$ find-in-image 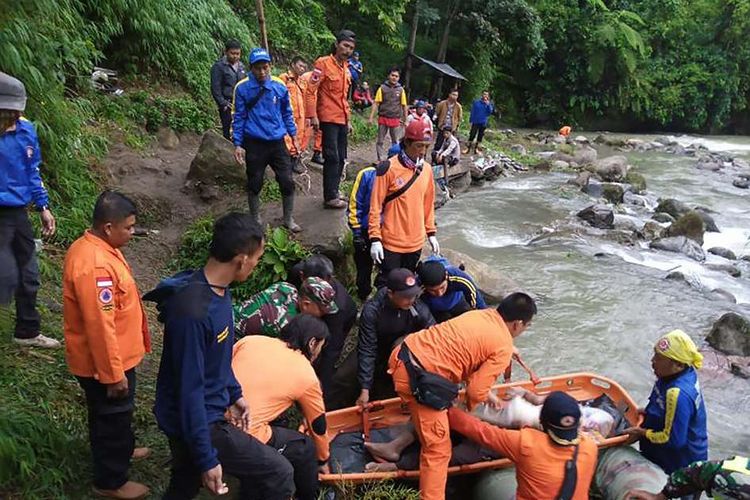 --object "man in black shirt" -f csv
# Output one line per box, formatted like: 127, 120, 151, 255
210, 40, 246, 140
